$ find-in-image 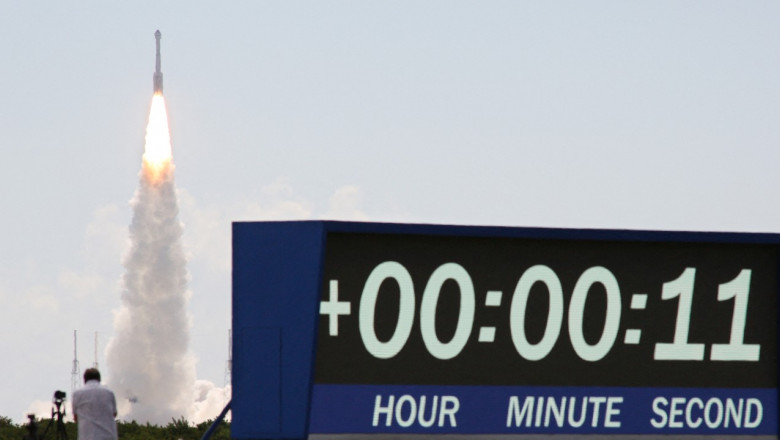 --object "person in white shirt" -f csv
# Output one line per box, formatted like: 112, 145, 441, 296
71, 368, 118, 440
